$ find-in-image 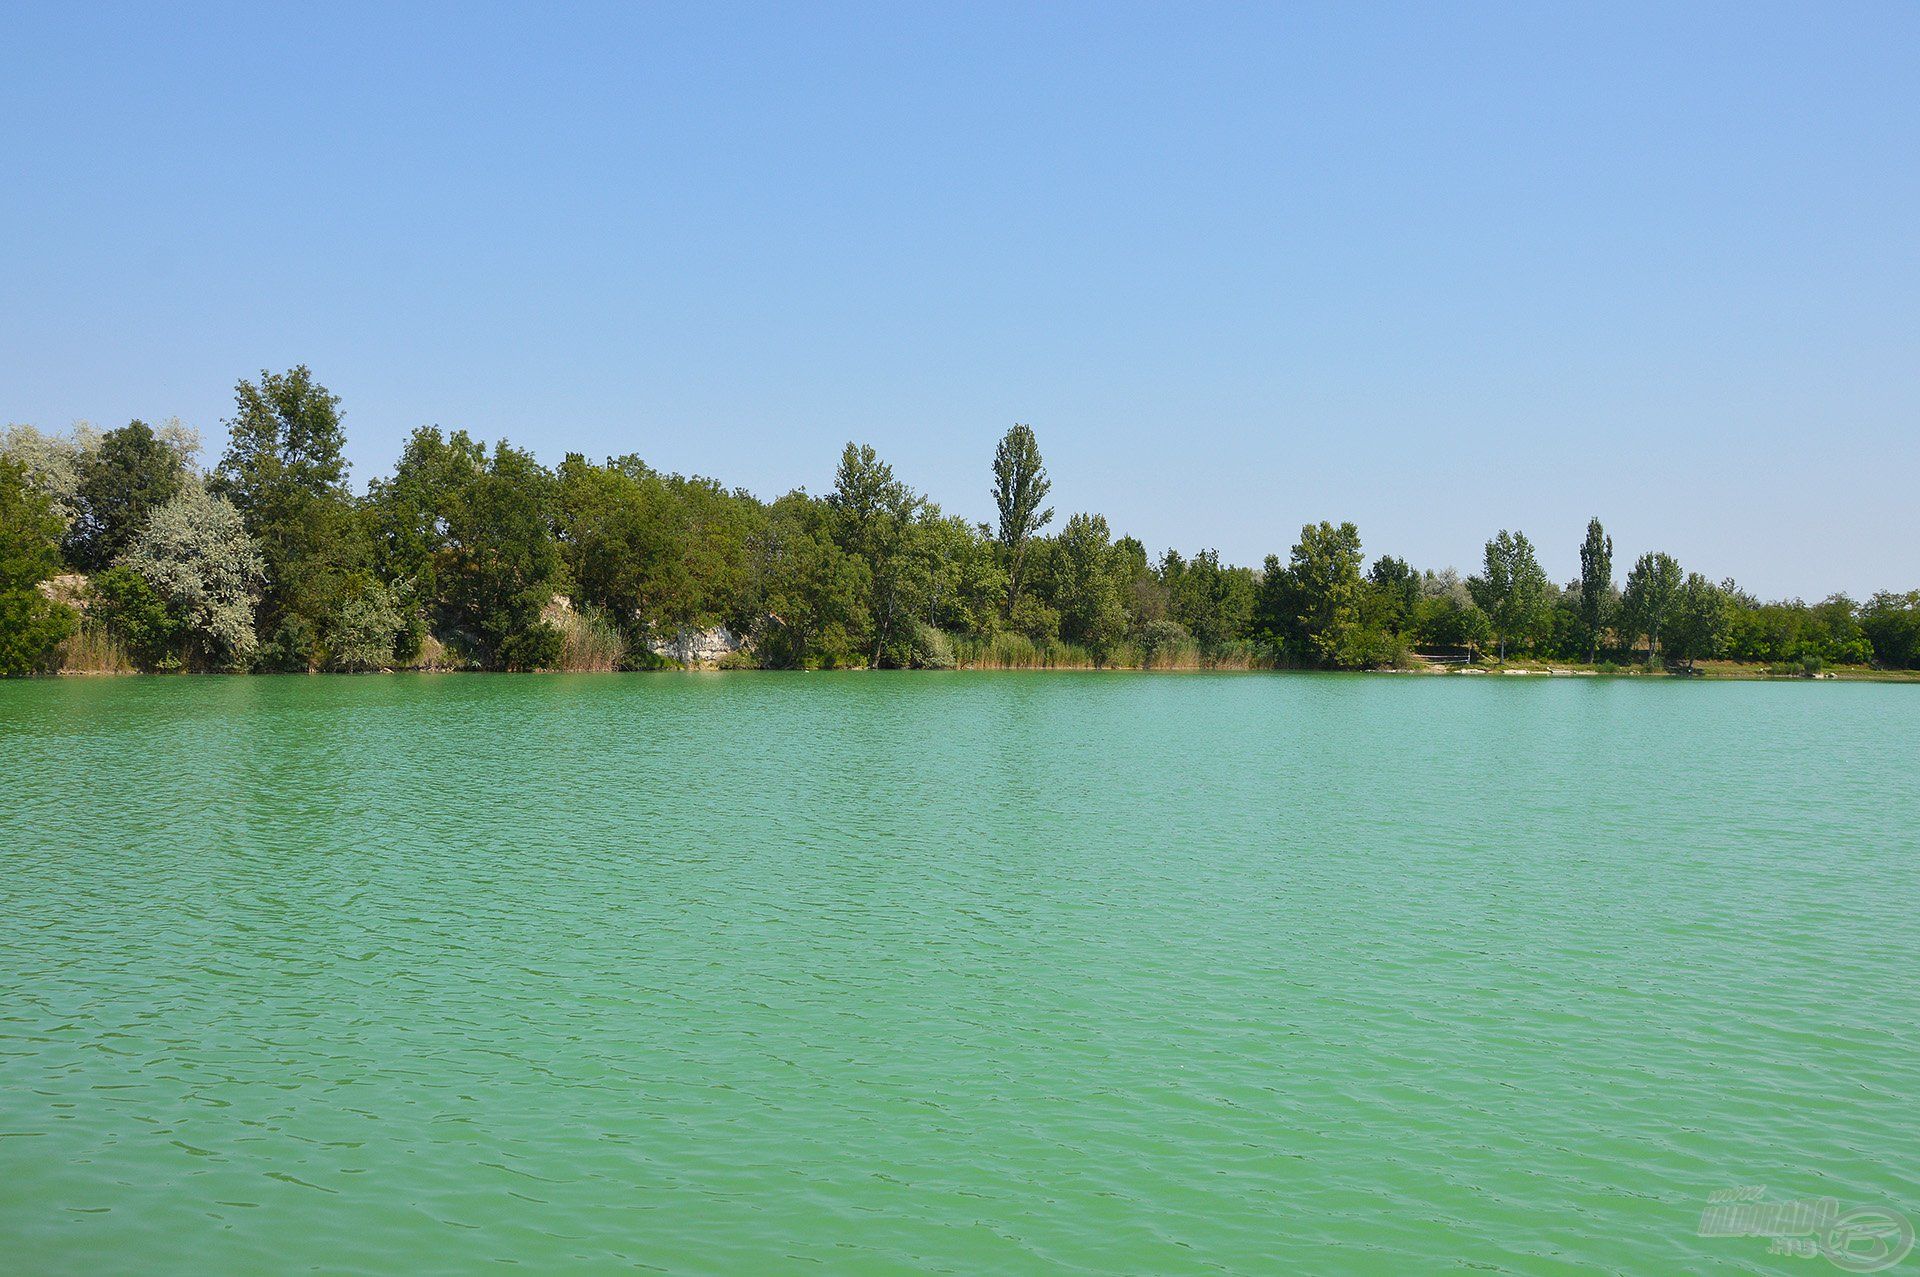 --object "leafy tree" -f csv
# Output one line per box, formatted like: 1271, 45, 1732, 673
1468, 529, 1550, 661
555, 455, 685, 637
0, 456, 76, 674
368, 427, 487, 600
748, 492, 868, 667
214, 367, 364, 666
1165, 548, 1255, 656
1620, 551, 1683, 665
89, 566, 187, 669
1, 422, 99, 529
1365, 555, 1420, 635
1664, 573, 1730, 671
120, 484, 266, 669
325, 576, 404, 671
1860, 590, 1920, 669
64, 420, 187, 569
921, 515, 1005, 639
991, 423, 1053, 618
1258, 522, 1370, 666
1054, 513, 1128, 662
1576, 517, 1614, 661
436, 443, 564, 670
829, 443, 929, 666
